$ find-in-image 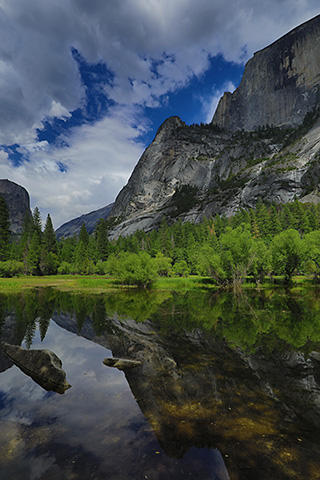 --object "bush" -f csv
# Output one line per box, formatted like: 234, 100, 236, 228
0, 260, 24, 277
57, 261, 73, 275
110, 251, 157, 288
153, 252, 172, 276
173, 260, 190, 277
